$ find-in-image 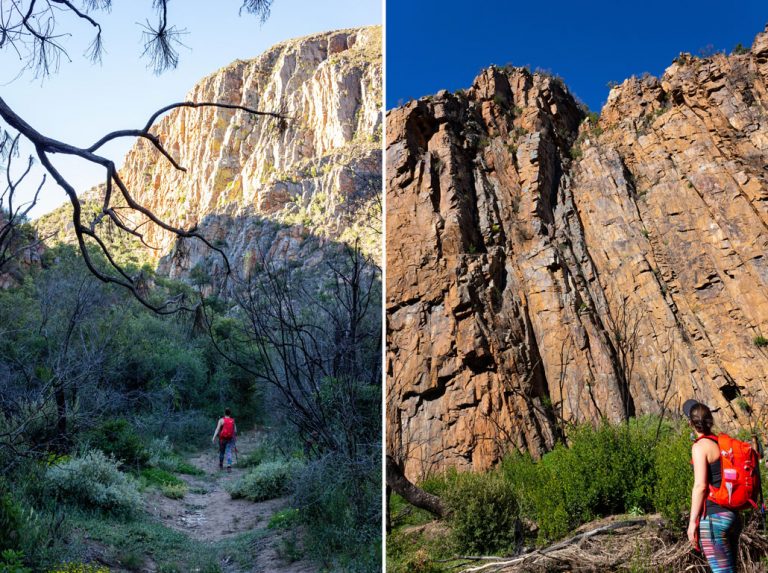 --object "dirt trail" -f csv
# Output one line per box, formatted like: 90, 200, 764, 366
145, 432, 316, 573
